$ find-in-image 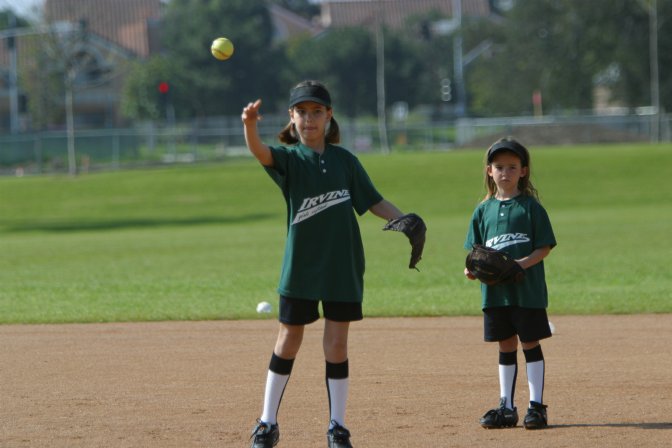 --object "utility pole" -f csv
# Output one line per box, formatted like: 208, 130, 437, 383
452, 0, 467, 117
376, 0, 390, 154
65, 66, 76, 176
7, 10, 20, 133
649, 0, 660, 142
